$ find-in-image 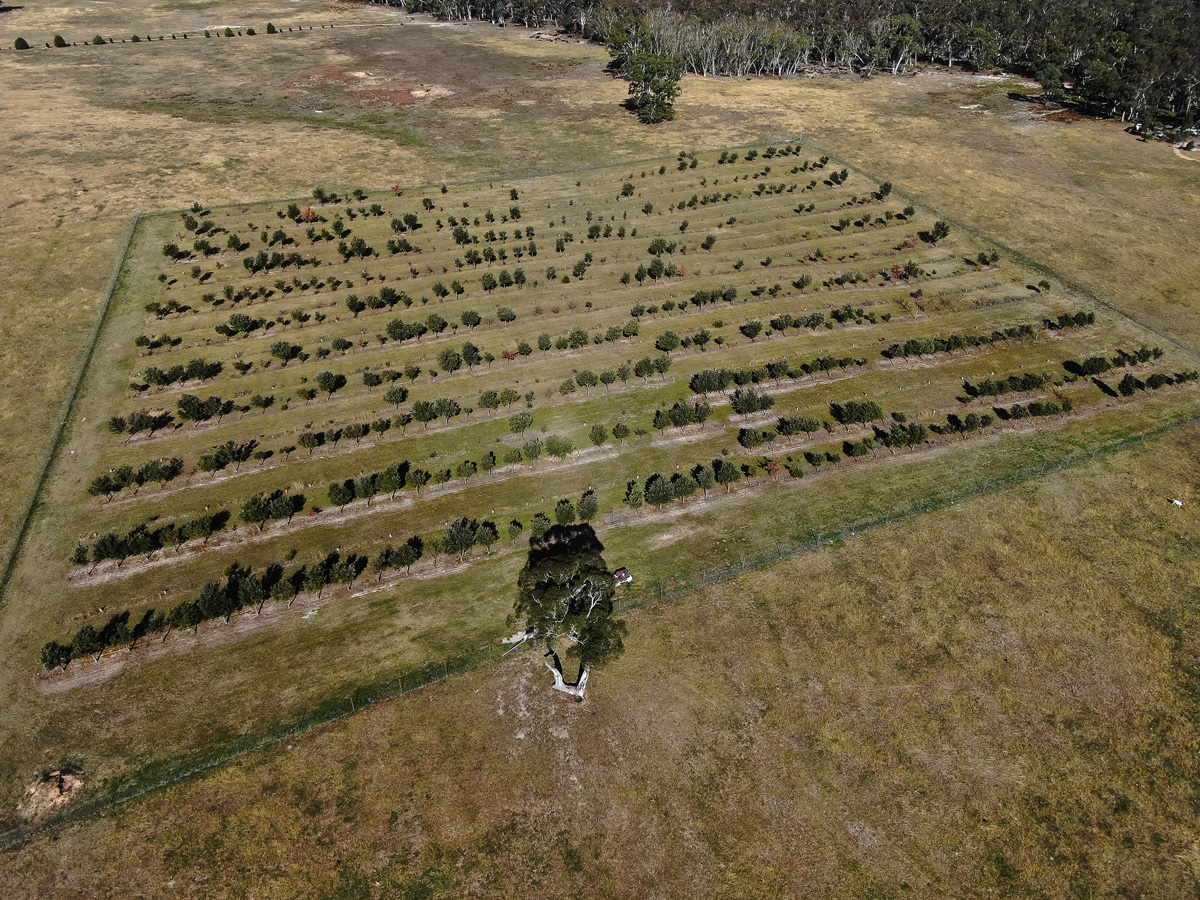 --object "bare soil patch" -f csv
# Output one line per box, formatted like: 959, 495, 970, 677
288, 64, 452, 109
16, 770, 82, 823
1041, 109, 1087, 124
